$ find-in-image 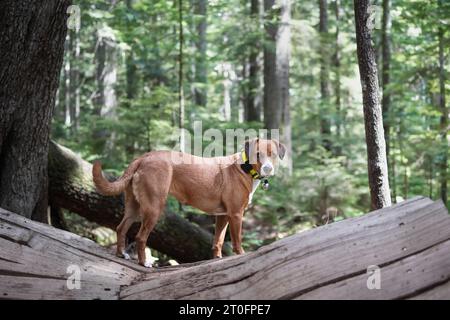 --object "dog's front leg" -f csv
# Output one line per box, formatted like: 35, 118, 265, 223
212, 215, 229, 258
228, 212, 245, 255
